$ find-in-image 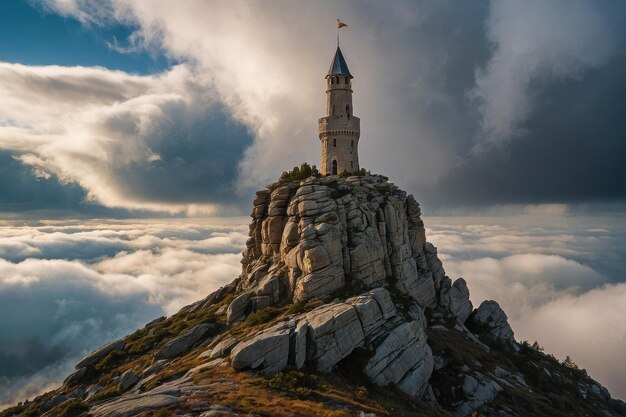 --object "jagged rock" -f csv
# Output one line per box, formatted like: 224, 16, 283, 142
364, 321, 433, 397
156, 323, 214, 360
75, 338, 125, 369
206, 337, 239, 359
239, 175, 460, 316
230, 322, 292, 375
469, 300, 515, 345
92, 394, 179, 417
42, 394, 67, 412
142, 360, 167, 376
119, 369, 139, 391
293, 320, 309, 369
85, 384, 103, 400
445, 278, 473, 323
346, 287, 397, 339
63, 367, 87, 387
305, 303, 365, 372
227, 292, 253, 324
455, 375, 503, 417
